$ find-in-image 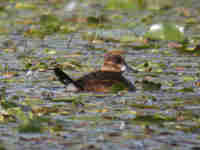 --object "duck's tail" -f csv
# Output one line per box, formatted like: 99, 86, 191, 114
54, 67, 83, 90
